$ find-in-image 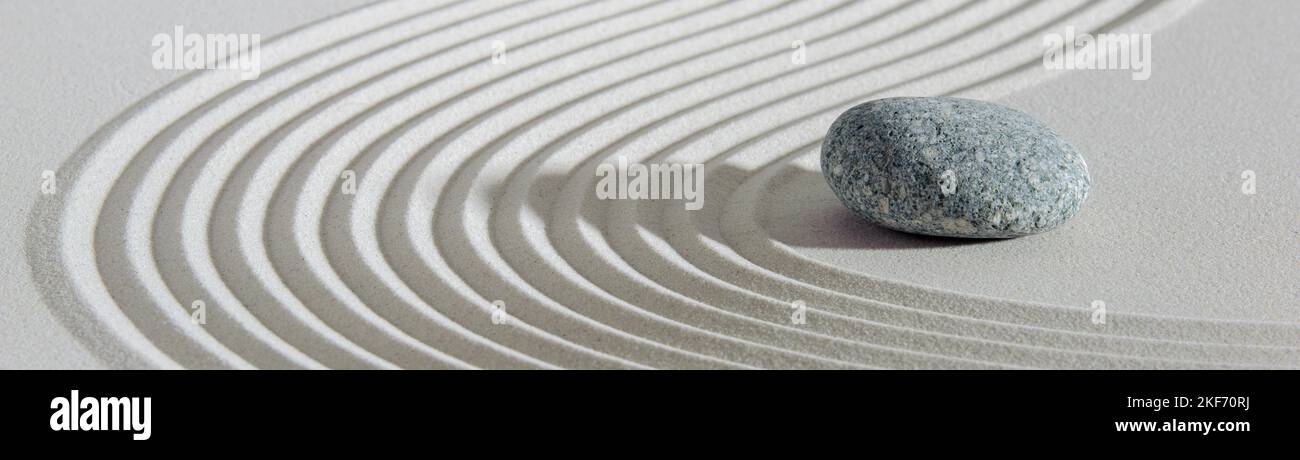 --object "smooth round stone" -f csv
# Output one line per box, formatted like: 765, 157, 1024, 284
821, 96, 1090, 238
